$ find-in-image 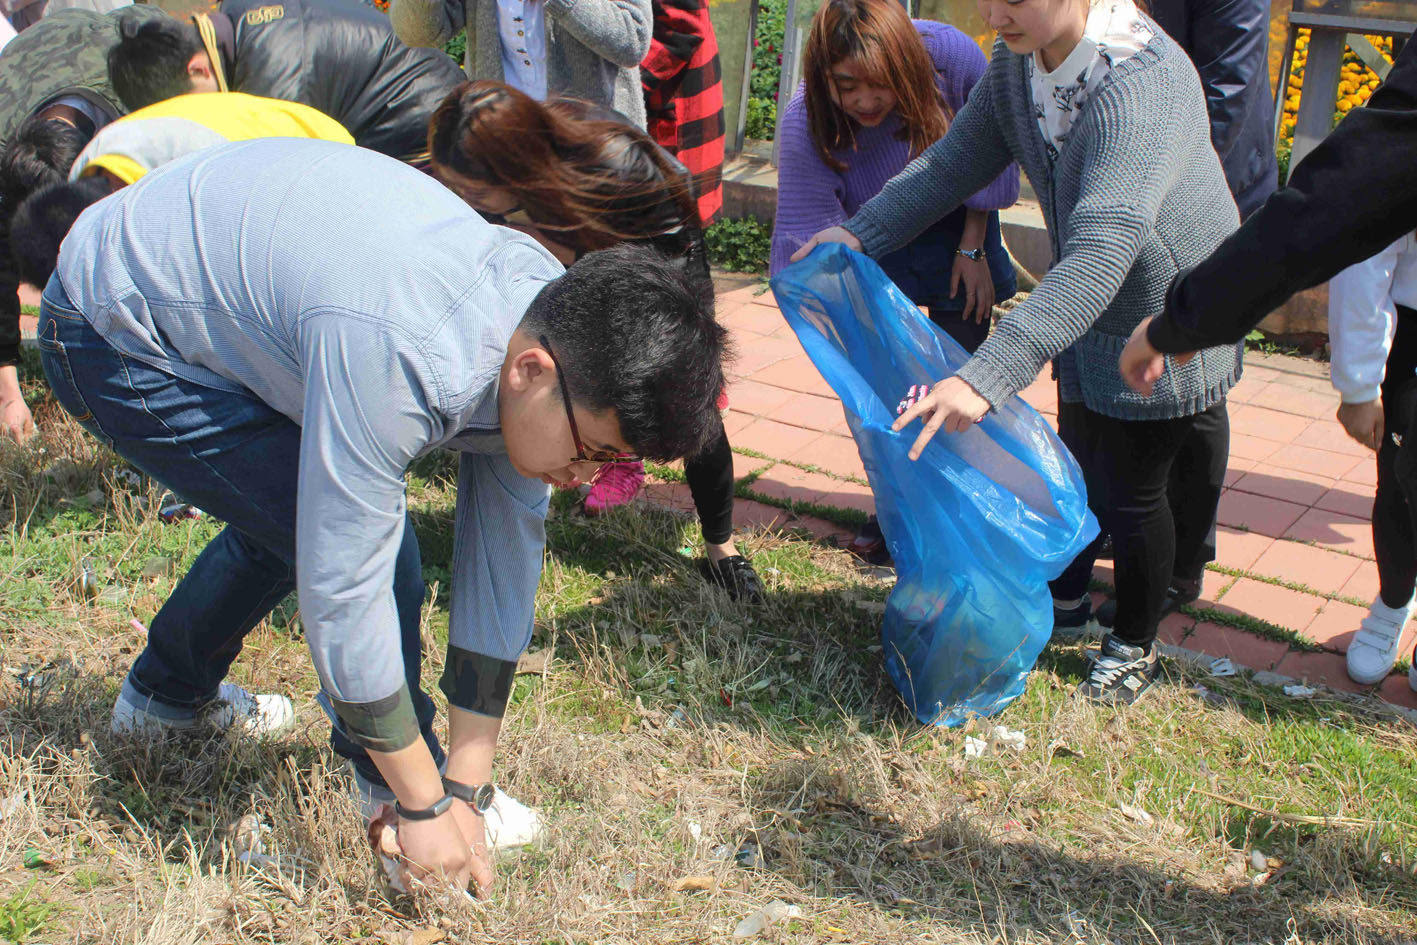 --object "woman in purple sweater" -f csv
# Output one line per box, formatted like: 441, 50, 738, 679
771, 0, 1020, 349
771, 0, 1019, 562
